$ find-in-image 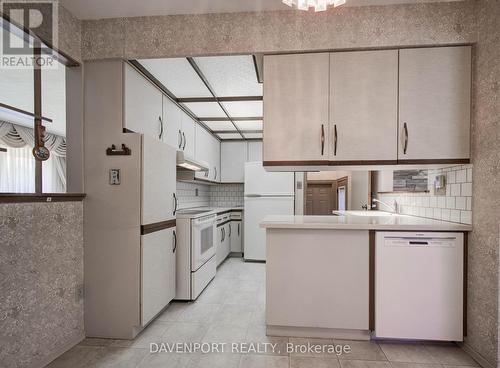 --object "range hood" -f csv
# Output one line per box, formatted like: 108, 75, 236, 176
176, 151, 209, 172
